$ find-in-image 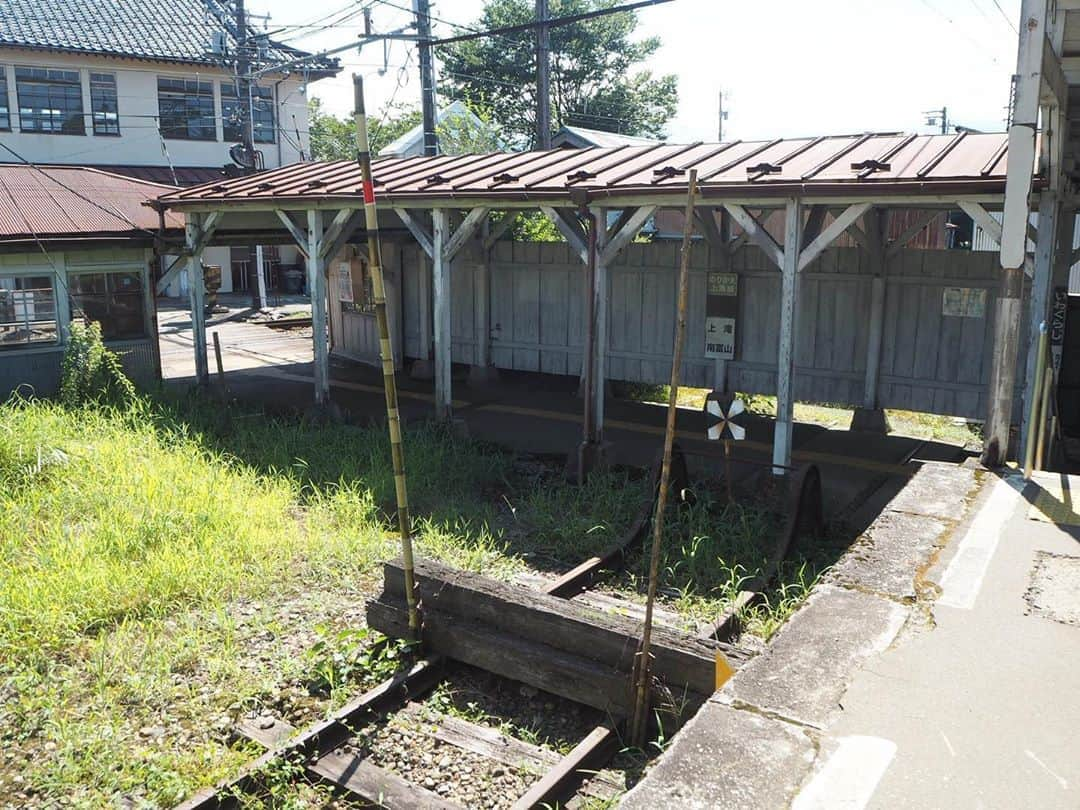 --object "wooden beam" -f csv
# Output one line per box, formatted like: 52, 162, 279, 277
801, 204, 827, 249
443, 206, 490, 261
511, 726, 619, 810
885, 210, 940, 259
185, 215, 209, 385
175, 657, 444, 810
157, 212, 221, 294
482, 213, 518, 250
959, 200, 1037, 278
540, 206, 589, 263
605, 207, 637, 242
372, 557, 749, 700
432, 209, 452, 420
319, 208, 361, 260
600, 204, 657, 265
845, 222, 870, 249
395, 208, 435, 258
724, 203, 784, 269
1042, 34, 1067, 107
864, 209, 890, 410
274, 210, 309, 254
307, 210, 330, 406
310, 752, 460, 809
798, 202, 872, 271
693, 208, 726, 252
